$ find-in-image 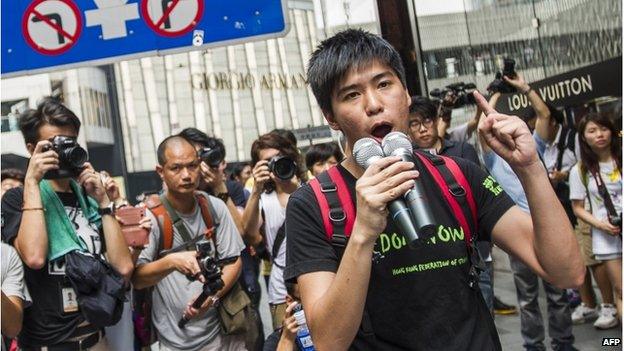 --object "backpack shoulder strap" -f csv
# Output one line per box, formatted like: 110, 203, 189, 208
309, 166, 355, 248
159, 194, 193, 244
414, 151, 477, 248
147, 198, 174, 251
196, 194, 216, 242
